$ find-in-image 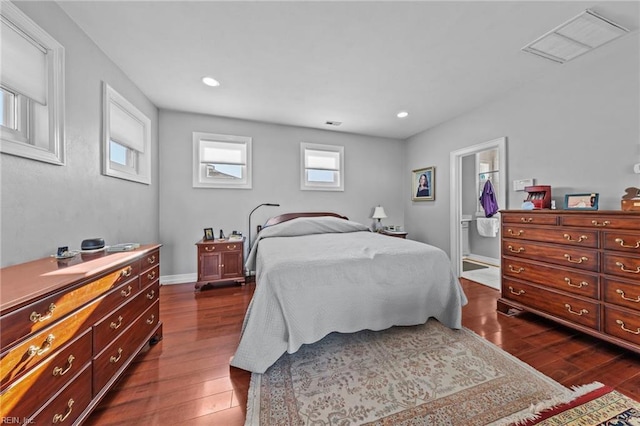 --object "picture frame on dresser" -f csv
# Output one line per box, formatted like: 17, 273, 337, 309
203, 228, 214, 240
564, 193, 599, 210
